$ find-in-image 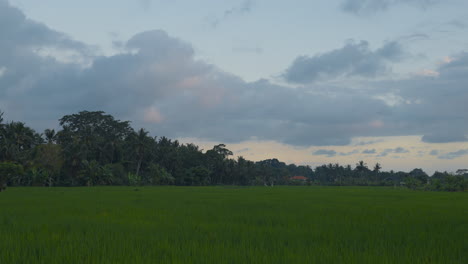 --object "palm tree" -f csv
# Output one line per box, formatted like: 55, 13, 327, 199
373, 163, 382, 173
44, 129, 56, 144
355, 160, 368, 171
134, 128, 149, 178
